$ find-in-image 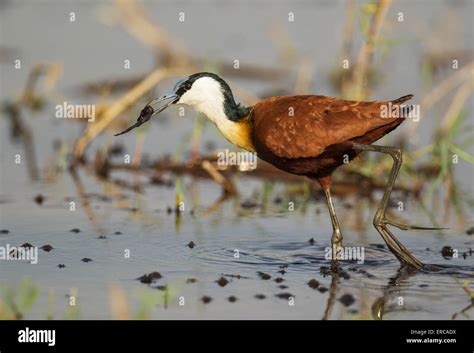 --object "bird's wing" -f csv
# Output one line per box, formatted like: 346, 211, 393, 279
251, 95, 407, 159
